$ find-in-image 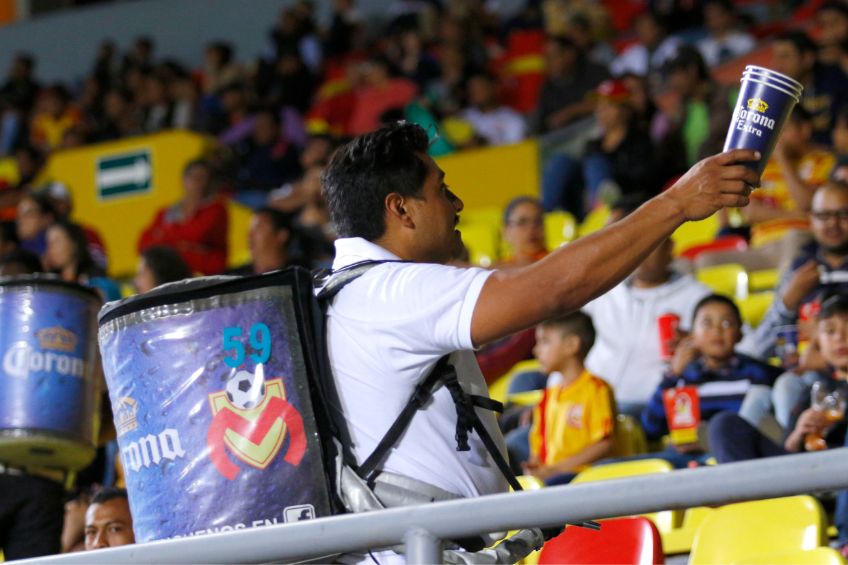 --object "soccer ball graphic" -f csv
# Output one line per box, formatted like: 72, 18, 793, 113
226, 364, 266, 409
